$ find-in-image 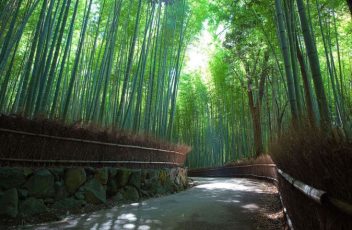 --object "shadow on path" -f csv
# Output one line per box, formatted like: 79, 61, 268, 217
22, 178, 284, 230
